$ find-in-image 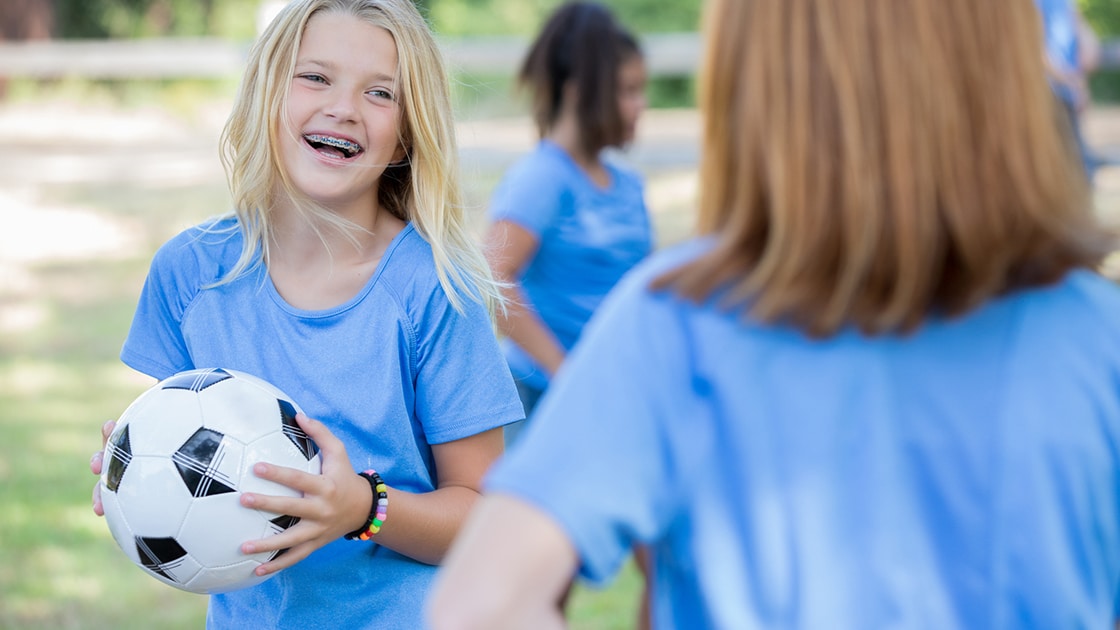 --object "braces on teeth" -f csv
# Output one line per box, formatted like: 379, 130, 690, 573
305, 134, 362, 155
